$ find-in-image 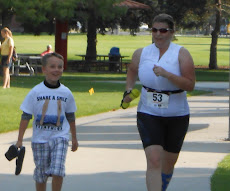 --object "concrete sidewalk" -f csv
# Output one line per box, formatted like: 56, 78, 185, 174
195, 81, 229, 91
0, 85, 229, 191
